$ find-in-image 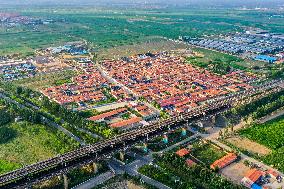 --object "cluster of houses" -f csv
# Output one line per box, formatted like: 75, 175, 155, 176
41, 69, 110, 105
242, 168, 282, 189
224, 71, 257, 84
0, 12, 55, 27
129, 101, 159, 121
0, 41, 93, 81
101, 53, 255, 115
0, 55, 71, 81
43, 42, 97, 72
87, 102, 159, 130
182, 32, 284, 63
41, 66, 134, 106
0, 59, 36, 81
46, 41, 89, 56
32, 56, 70, 73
